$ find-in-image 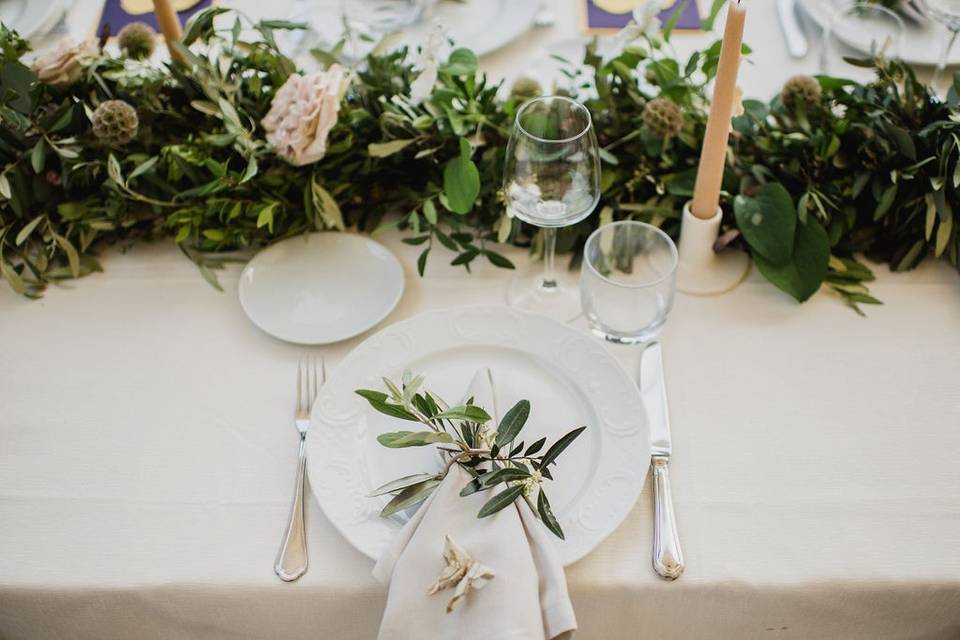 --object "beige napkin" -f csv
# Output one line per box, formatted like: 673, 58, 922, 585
372, 370, 577, 640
